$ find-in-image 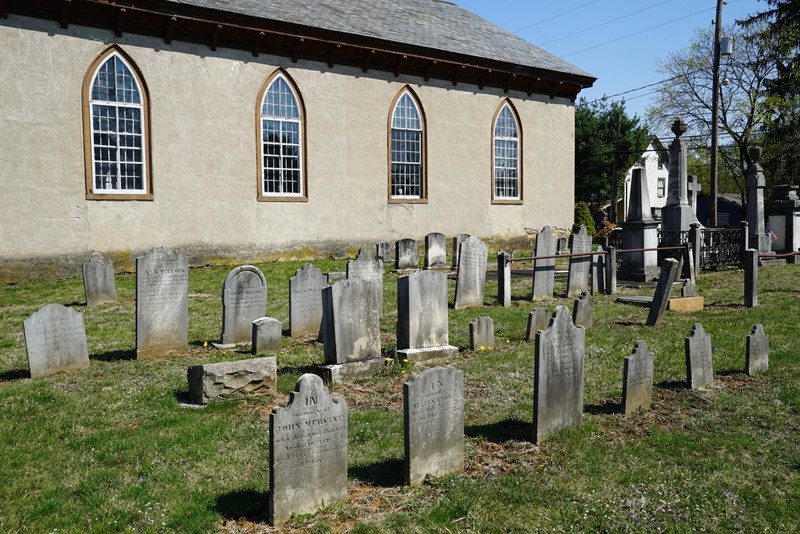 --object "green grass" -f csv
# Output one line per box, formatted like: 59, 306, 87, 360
1, 259, 799, 532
